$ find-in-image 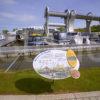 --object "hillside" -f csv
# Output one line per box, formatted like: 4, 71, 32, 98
75, 25, 100, 32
